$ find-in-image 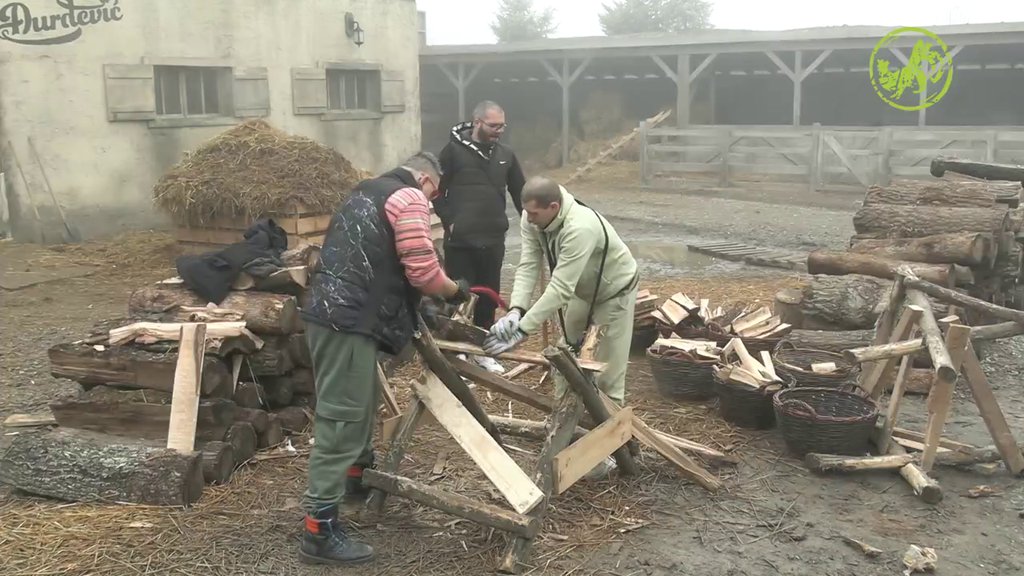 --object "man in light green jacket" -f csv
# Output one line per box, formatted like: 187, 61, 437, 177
483, 176, 639, 404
